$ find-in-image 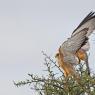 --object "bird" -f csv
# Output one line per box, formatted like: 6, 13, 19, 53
72, 12, 95, 75
55, 28, 88, 77
55, 12, 95, 77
